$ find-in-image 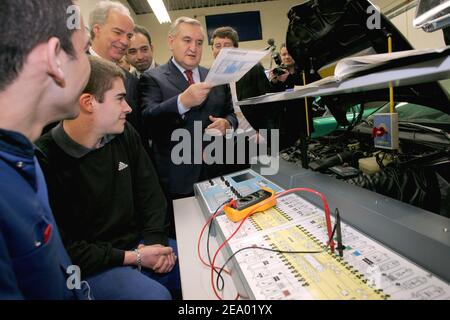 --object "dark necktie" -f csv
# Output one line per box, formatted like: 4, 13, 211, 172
184, 69, 205, 163
185, 70, 195, 86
